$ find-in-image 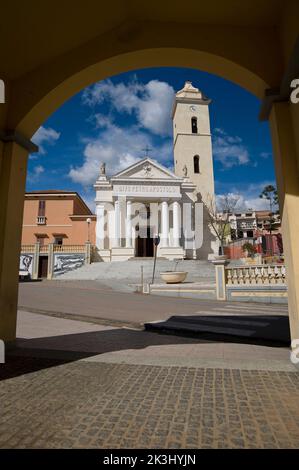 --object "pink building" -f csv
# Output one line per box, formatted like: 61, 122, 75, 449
22, 190, 96, 246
